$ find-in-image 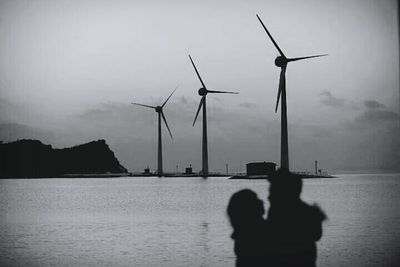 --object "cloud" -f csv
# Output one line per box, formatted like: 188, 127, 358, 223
318, 94, 397, 126
78, 102, 128, 122
2, 96, 398, 173
355, 109, 399, 124
0, 122, 54, 143
69, 99, 280, 172
364, 100, 386, 109
353, 99, 399, 125
319, 91, 346, 108
318, 91, 359, 110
